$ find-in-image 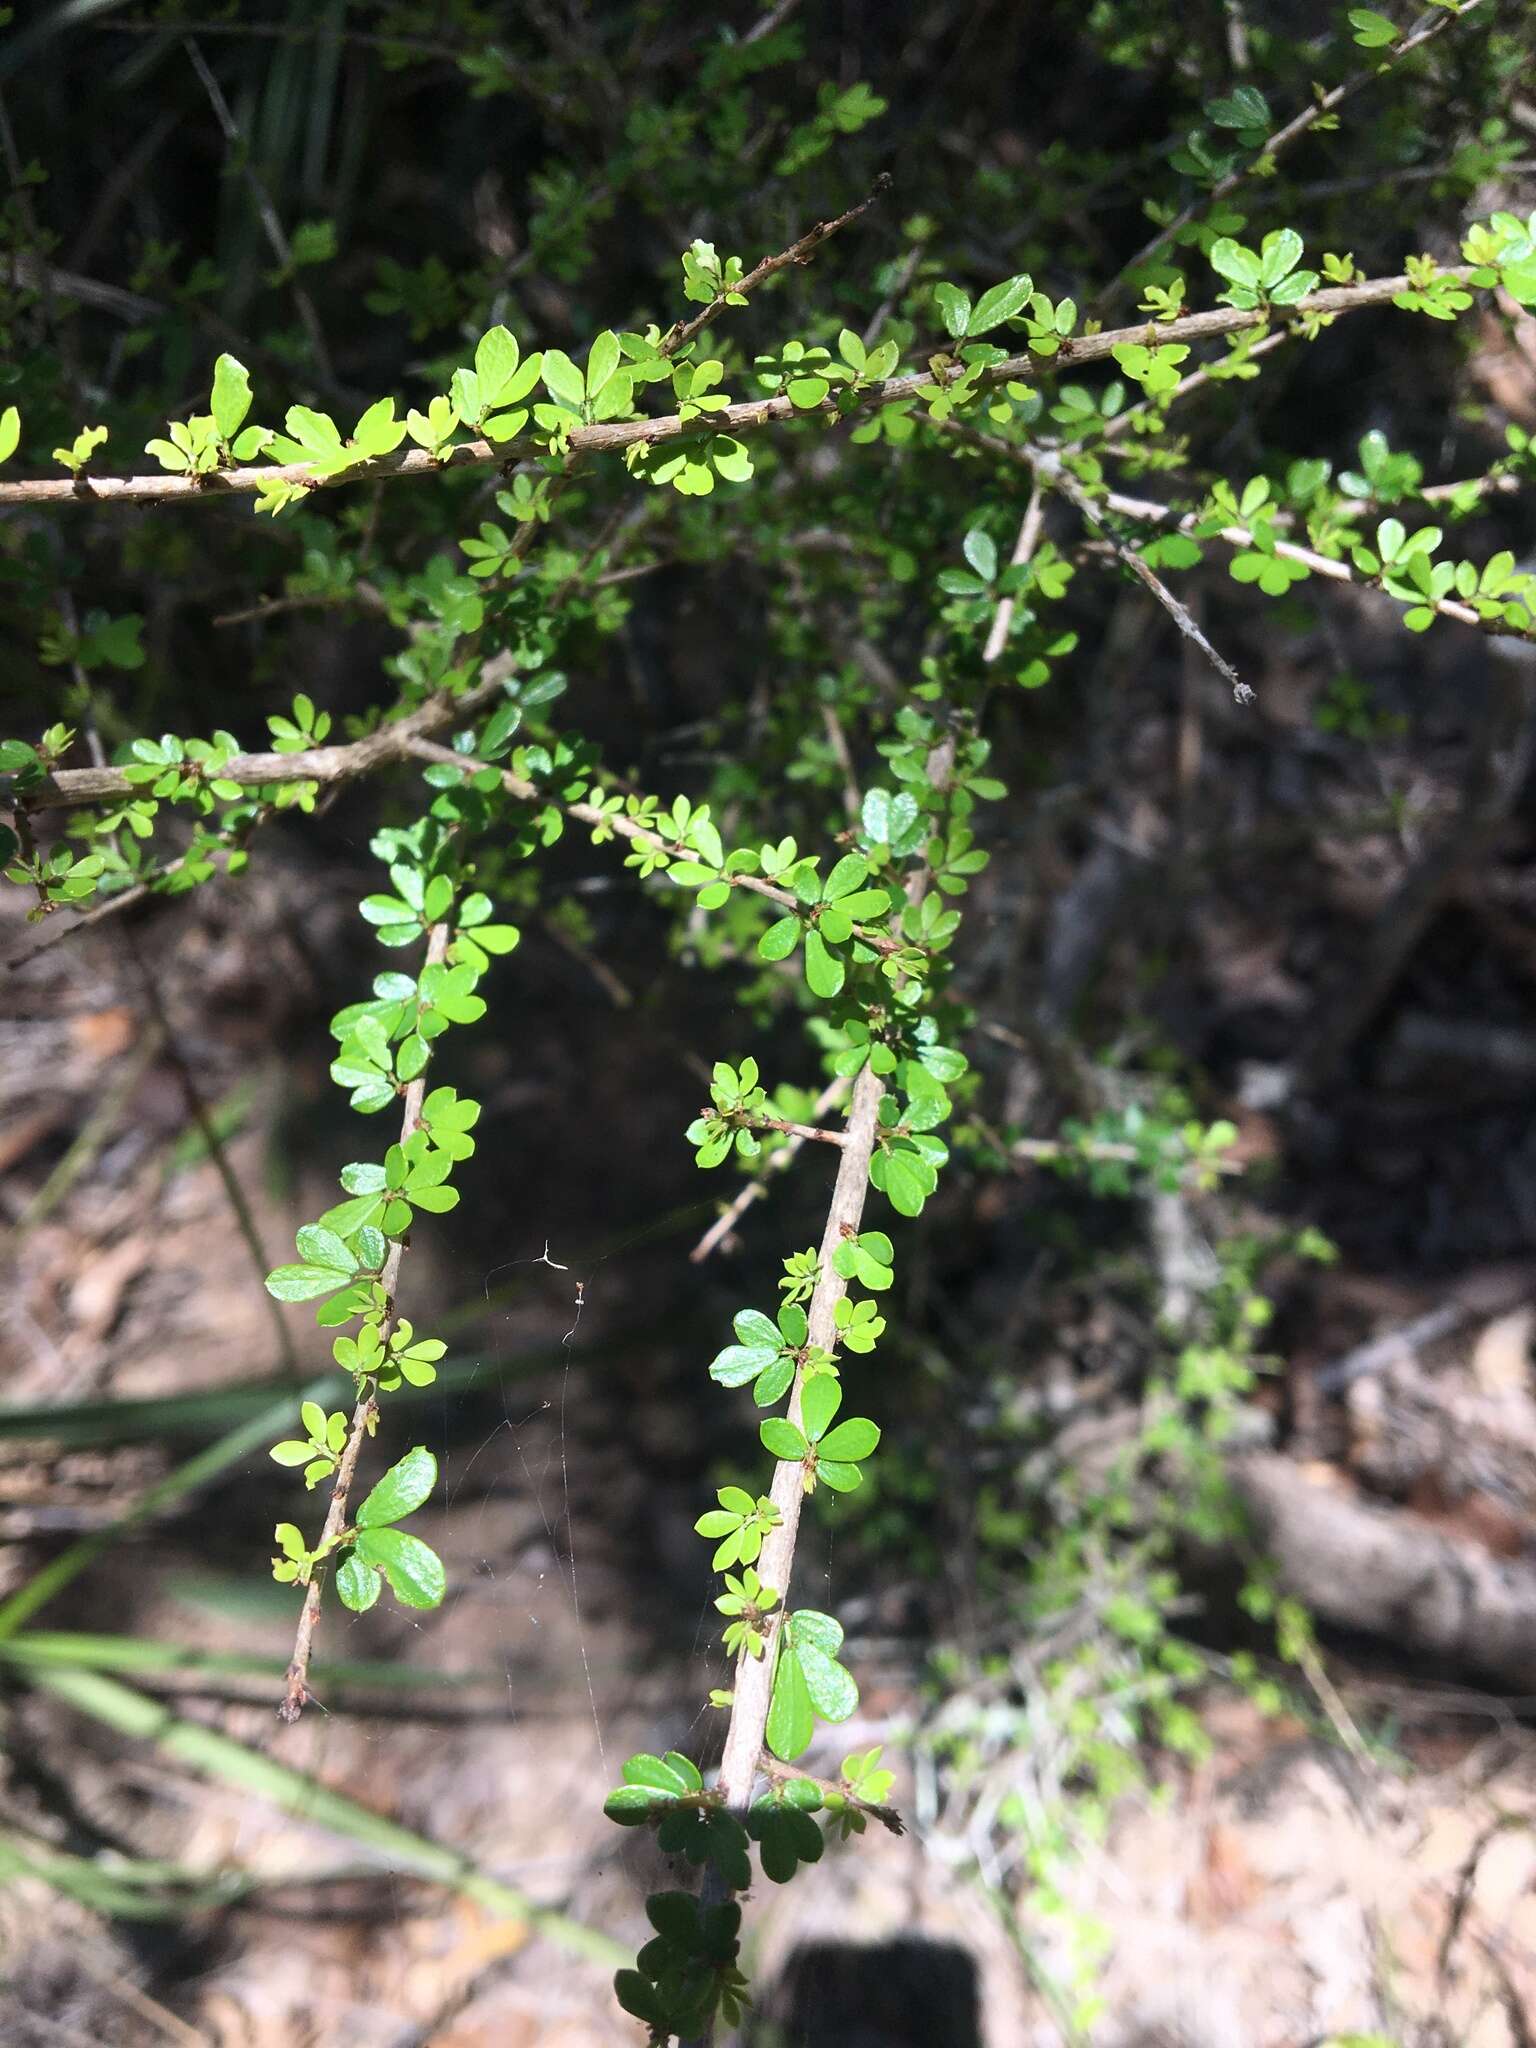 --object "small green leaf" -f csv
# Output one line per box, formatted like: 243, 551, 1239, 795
963, 528, 997, 582
933, 282, 972, 338
969, 272, 1034, 333
758, 914, 801, 961
210, 354, 252, 441
796, 1633, 858, 1721
264, 1263, 353, 1302
766, 1643, 815, 1761
351, 1526, 445, 1607
294, 1225, 356, 1273
760, 1419, 809, 1461
622, 1752, 692, 1795
336, 1554, 381, 1612
801, 1376, 841, 1442
356, 1446, 438, 1526
817, 1417, 880, 1462
803, 928, 844, 998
